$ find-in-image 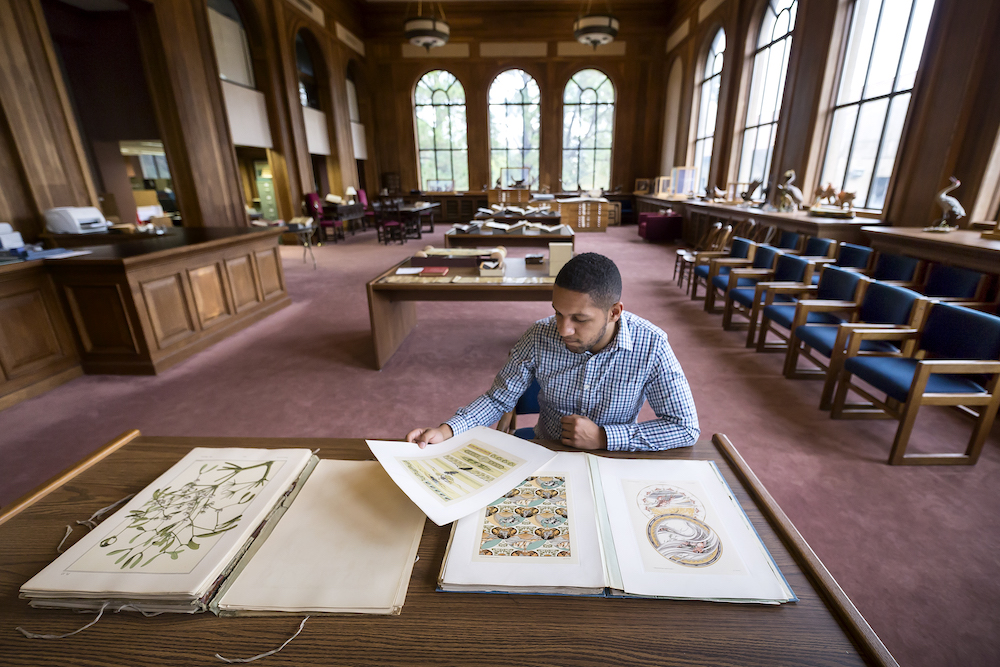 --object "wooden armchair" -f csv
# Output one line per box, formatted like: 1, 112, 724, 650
689, 234, 752, 301
705, 244, 780, 315
675, 222, 725, 287
721, 254, 816, 344
830, 303, 1000, 466
916, 263, 993, 306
